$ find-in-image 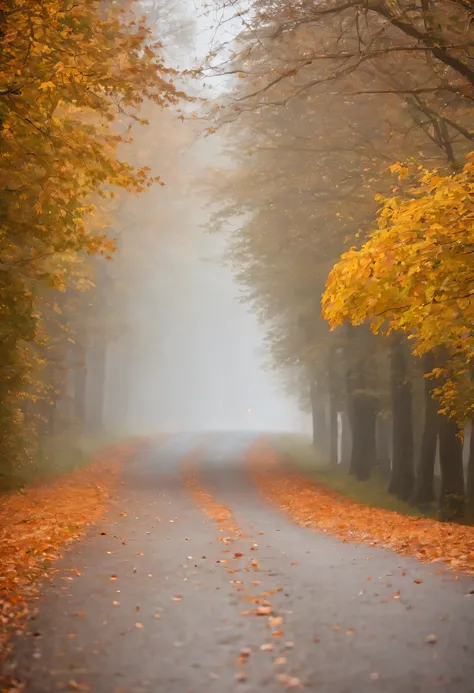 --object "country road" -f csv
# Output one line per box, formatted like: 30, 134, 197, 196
8, 433, 474, 693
